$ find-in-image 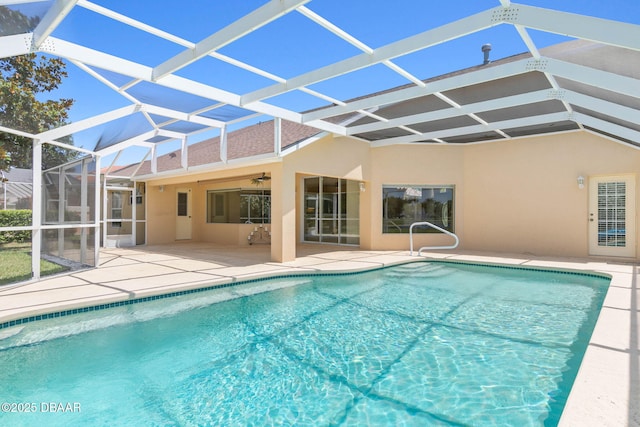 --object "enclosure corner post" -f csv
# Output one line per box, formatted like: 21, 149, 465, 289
31, 139, 42, 280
